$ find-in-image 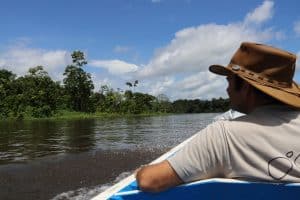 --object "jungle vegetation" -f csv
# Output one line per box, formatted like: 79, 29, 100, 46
0, 51, 229, 119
